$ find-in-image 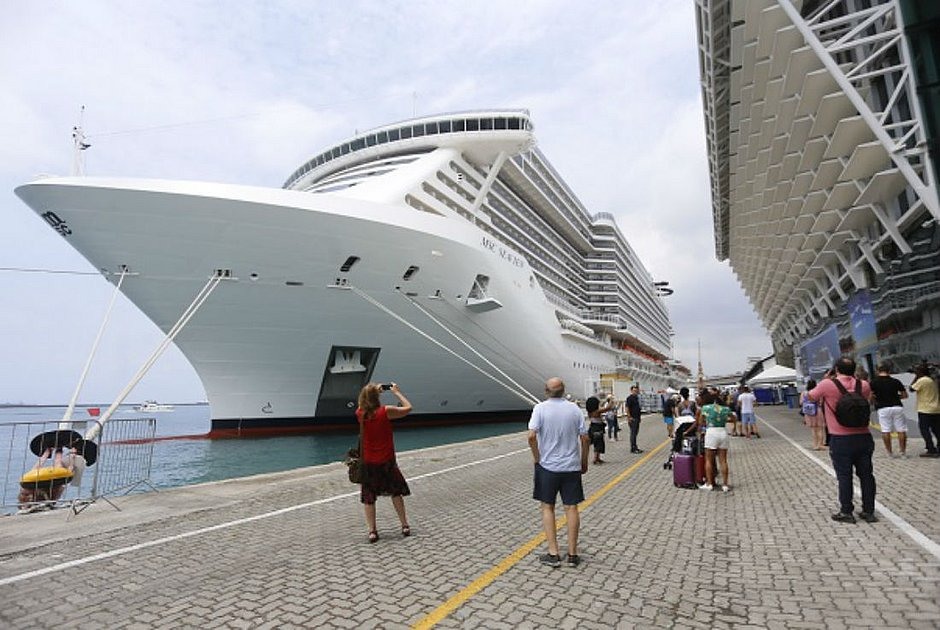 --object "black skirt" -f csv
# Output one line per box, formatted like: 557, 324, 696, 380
589, 422, 606, 453
360, 459, 411, 504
